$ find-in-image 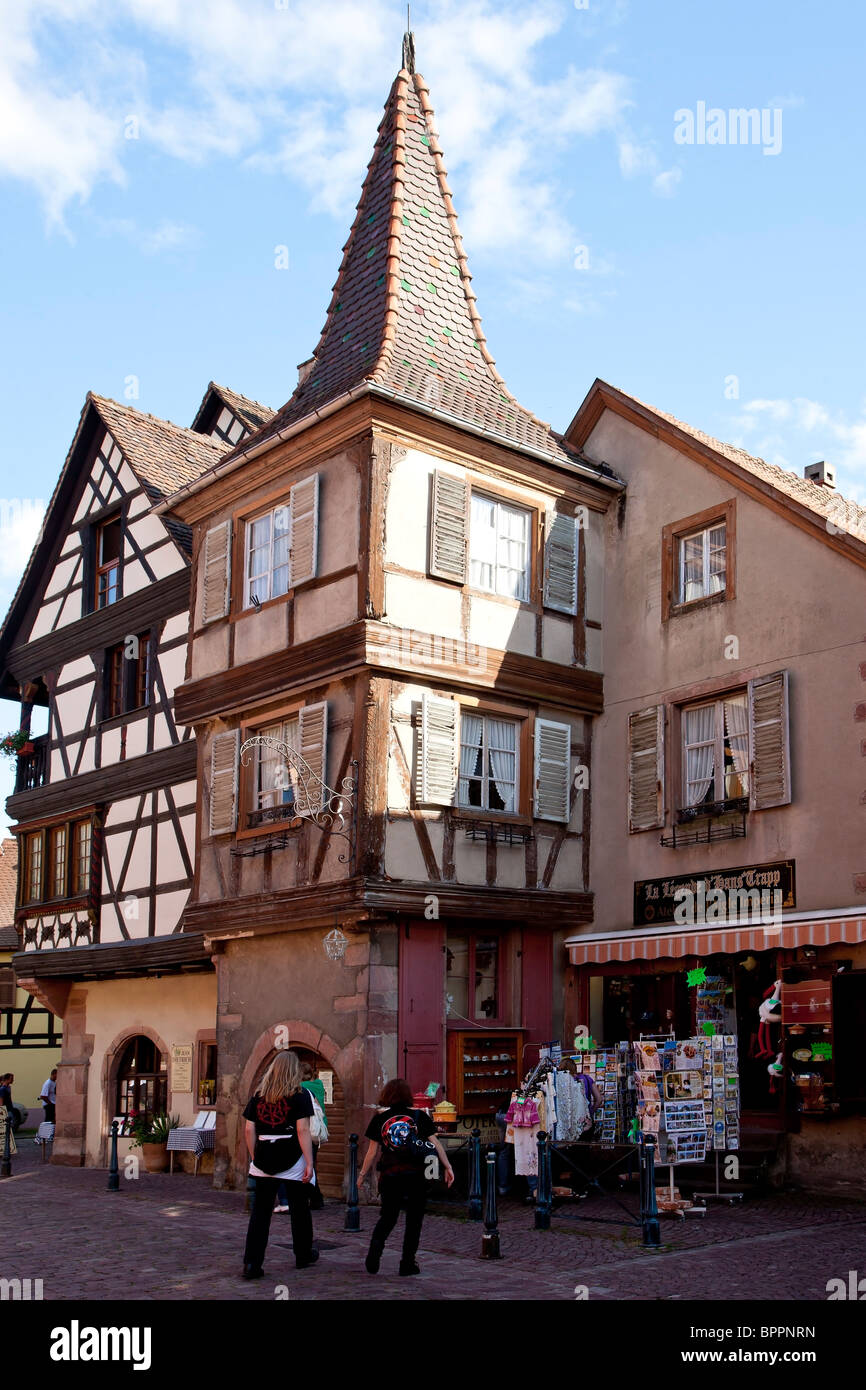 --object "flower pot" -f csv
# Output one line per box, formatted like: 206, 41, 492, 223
141, 1142, 169, 1173
16, 743, 34, 756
